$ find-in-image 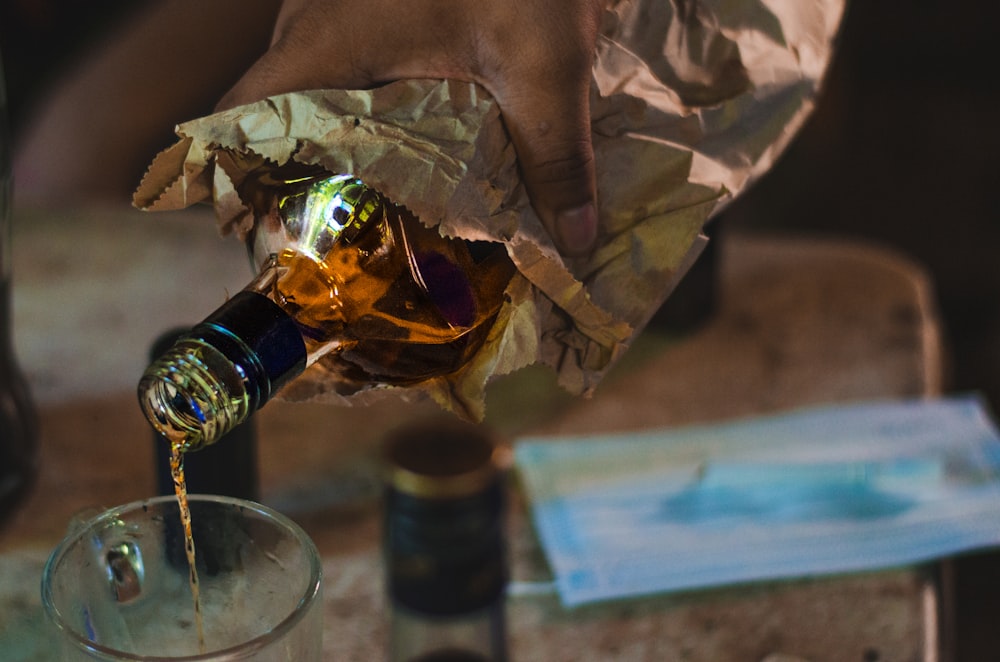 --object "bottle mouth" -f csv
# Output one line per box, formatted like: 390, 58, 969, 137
138, 340, 251, 452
